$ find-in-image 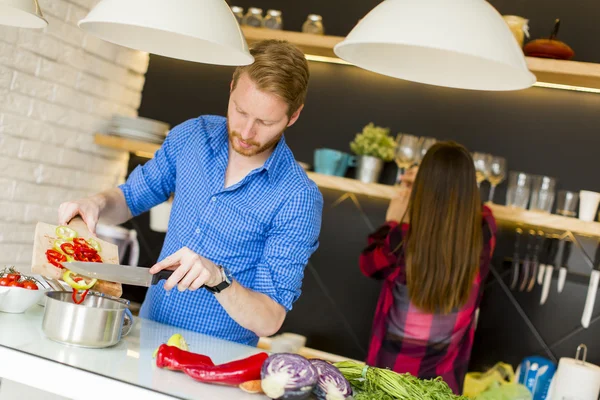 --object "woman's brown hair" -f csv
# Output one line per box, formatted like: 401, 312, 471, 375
405, 141, 482, 314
